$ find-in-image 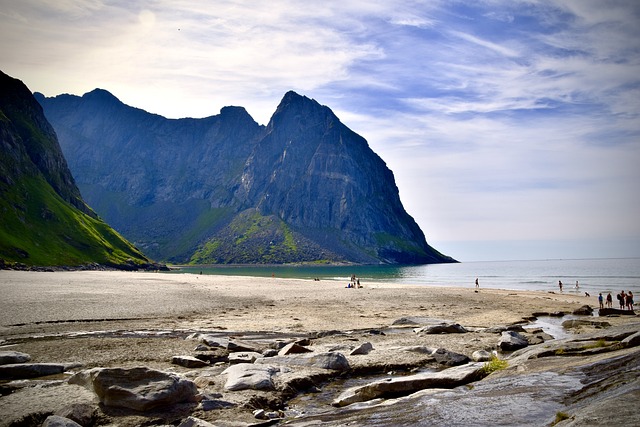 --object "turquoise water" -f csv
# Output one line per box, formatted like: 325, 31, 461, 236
168, 258, 640, 295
